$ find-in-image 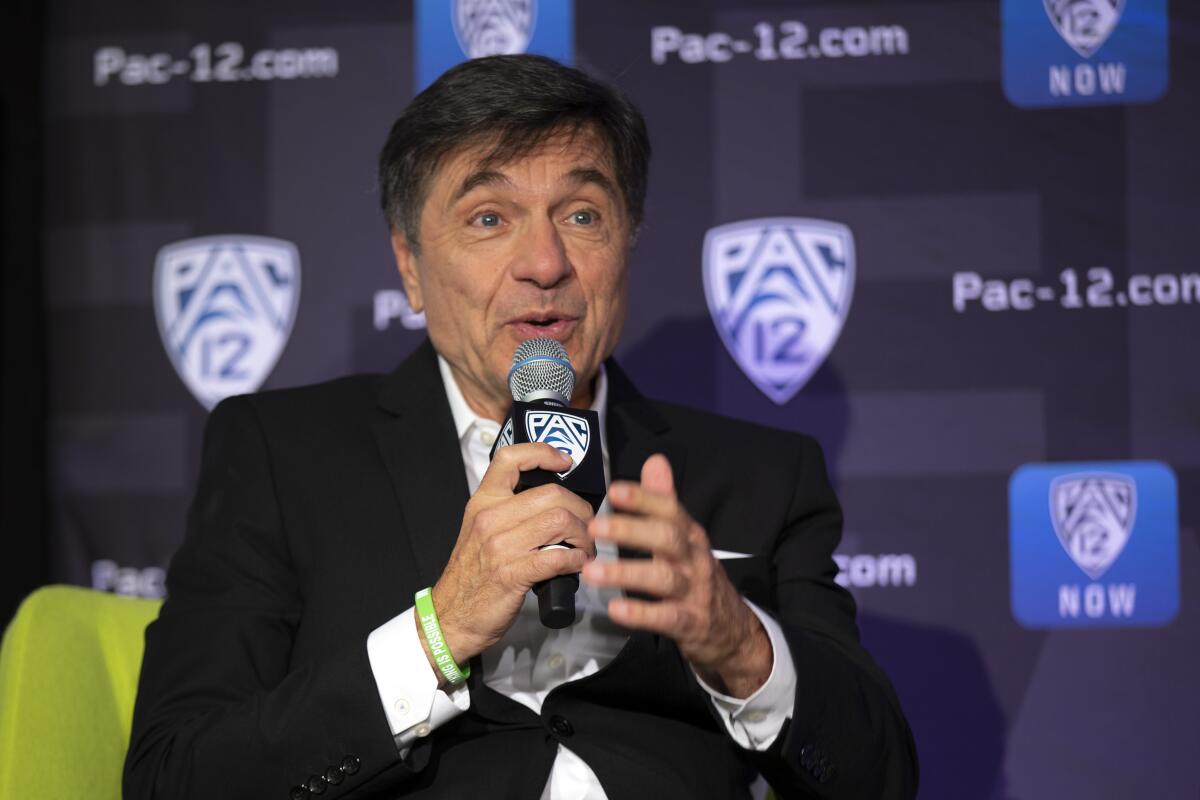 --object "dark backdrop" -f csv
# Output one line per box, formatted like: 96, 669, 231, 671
13, 1, 1200, 797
